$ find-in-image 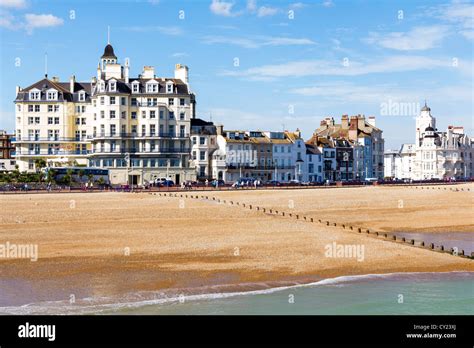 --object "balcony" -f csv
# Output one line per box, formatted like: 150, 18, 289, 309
90, 132, 189, 140
14, 150, 91, 156
13, 137, 82, 143
90, 148, 191, 155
